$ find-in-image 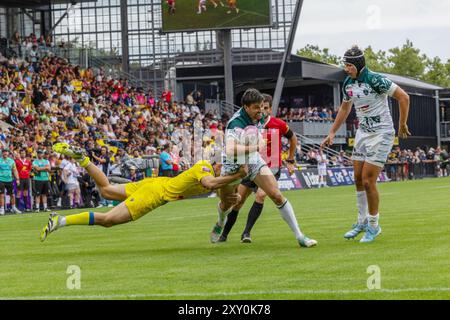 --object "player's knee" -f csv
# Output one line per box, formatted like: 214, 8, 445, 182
101, 215, 116, 228
267, 189, 283, 205
362, 178, 375, 191
255, 193, 266, 203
